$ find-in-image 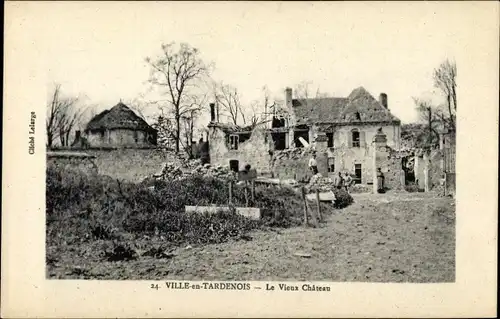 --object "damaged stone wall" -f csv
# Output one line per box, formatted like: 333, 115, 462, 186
314, 123, 400, 150
315, 124, 399, 183
378, 149, 405, 191
271, 148, 316, 182
208, 124, 273, 173
428, 149, 445, 191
